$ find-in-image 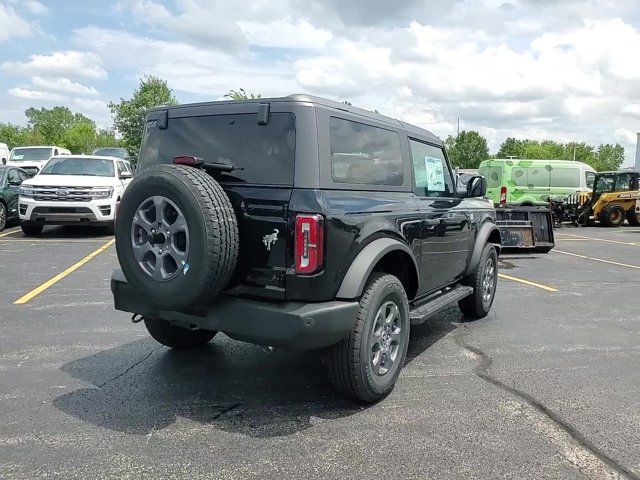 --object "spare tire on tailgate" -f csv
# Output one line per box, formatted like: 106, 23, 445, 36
116, 164, 238, 310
